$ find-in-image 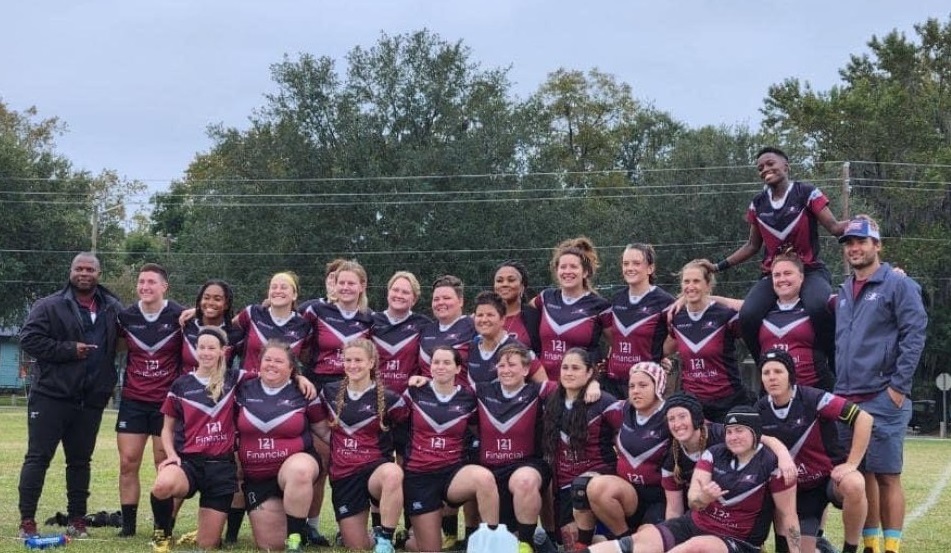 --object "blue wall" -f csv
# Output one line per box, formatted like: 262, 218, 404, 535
0, 338, 25, 390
